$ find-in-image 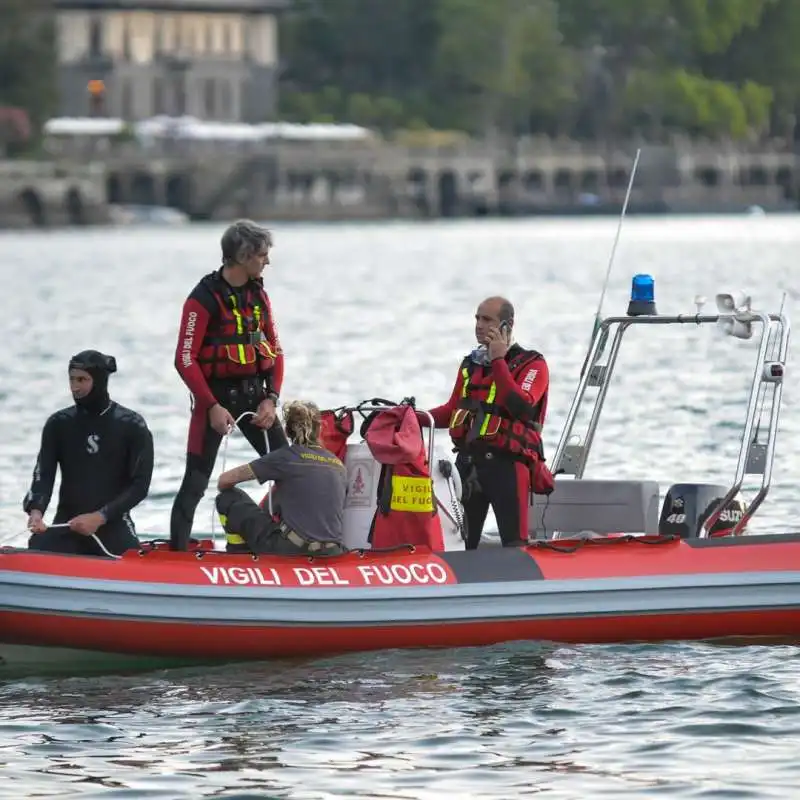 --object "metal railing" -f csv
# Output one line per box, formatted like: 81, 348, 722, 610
550, 304, 790, 538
